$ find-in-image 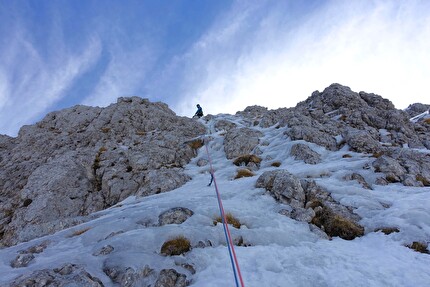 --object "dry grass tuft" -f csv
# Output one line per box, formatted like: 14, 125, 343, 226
342, 154, 352, 158
416, 174, 430, 186
424, 118, 430, 124
312, 207, 364, 240
233, 154, 262, 166
101, 127, 110, 133
135, 130, 146, 136
271, 161, 281, 167
69, 227, 91, 237
372, 151, 384, 158
375, 227, 400, 235
213, 213, 242, 229
406, 241, 429, 254
160, 235, 191, 256
234, 169, 255, 179
188, 139, 204, 150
